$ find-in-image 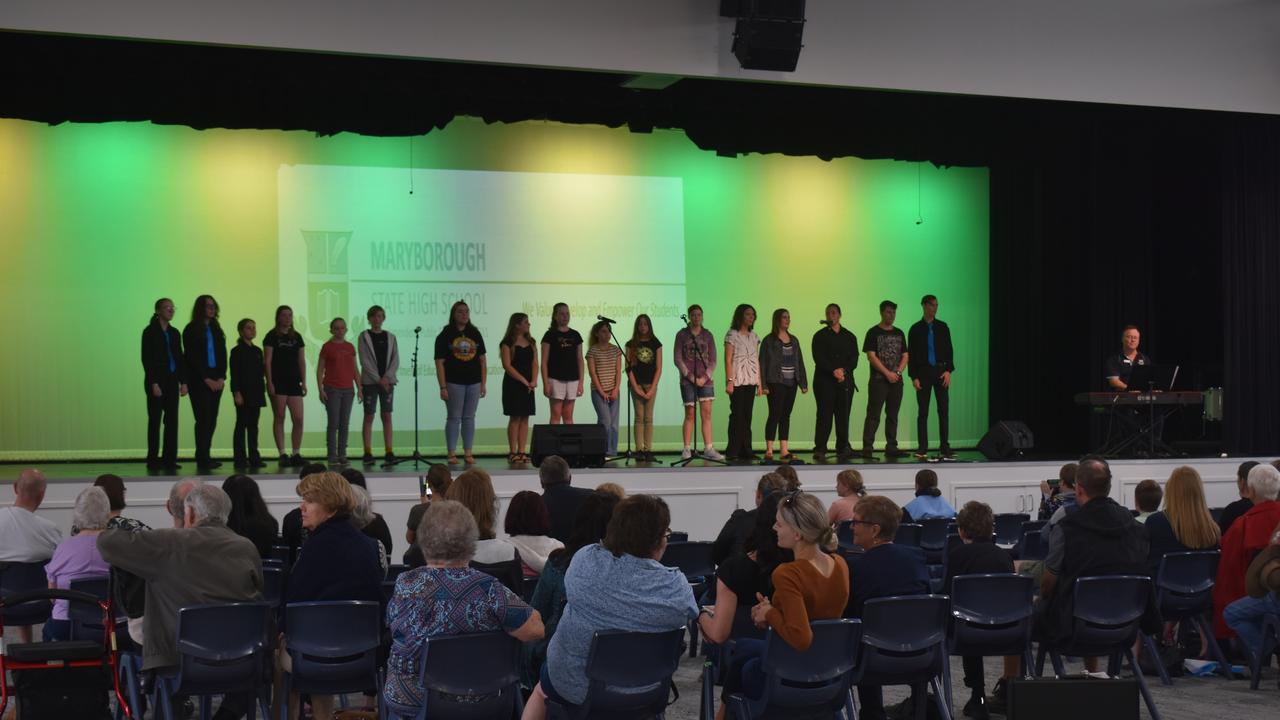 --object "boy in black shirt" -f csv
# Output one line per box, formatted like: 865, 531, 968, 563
230, 319, 267, 469
861, 300, 908, 458
811, 303, 859, 461
907, 295, 956, 460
